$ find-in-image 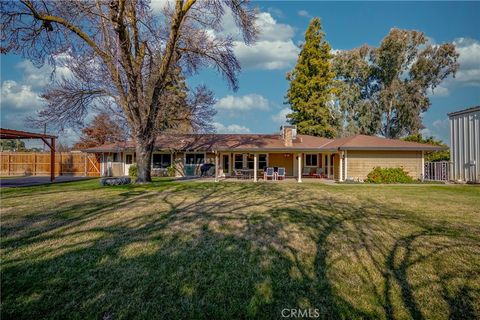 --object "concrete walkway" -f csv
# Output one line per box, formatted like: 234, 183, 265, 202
0, 176, 94, 188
